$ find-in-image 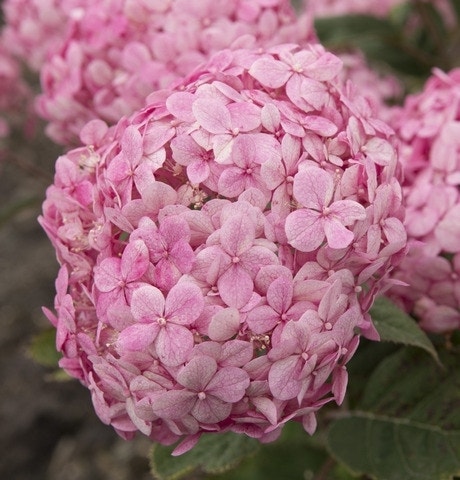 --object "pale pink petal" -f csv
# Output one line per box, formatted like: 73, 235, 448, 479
188, 161, 210, 184
267, 277, 293, 314
165, 282, 204, 324
156, 324, 194, 366
208, 307, 240, 341
191, 395, 232, 423
435, 205, 460, 253
206, 367, 250, 402
228, 102, 261, 132
217, 167, 246, 198
329, 200, 366, 225
293, 166, 333, 209
166, 91, 195, 122
94, 258, 121, 292
116, 323, 159, 351
249, 57, 291, 88
151, 390, 196, 419
121, 125, 143, 163
121, 239, 149, 282
219, 214, 255, 256
178, 356, 218, 391
218, 265, 254, 309
285, 209, 324, 252
323, 218, 355, 249
192, 98, 231, 134
268, 356, 302, 400
252, 397, 278, 425
220, 340, 254, 367
239, 246, 279, 275
247, 305, 280, 333
130, 285, 165, 321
